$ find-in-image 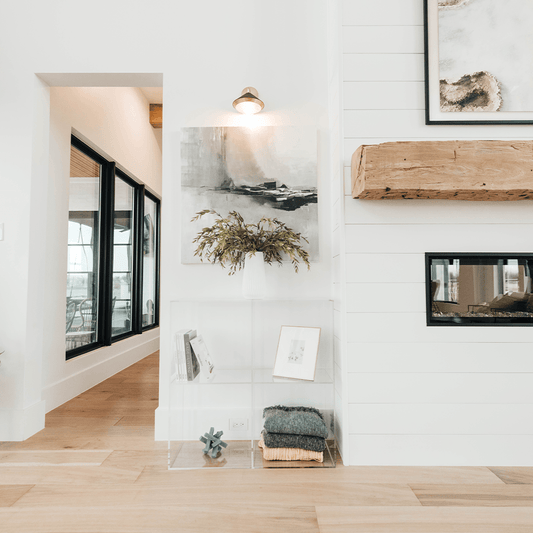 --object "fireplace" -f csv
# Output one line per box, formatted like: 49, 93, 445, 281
425, 253, 533, 326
